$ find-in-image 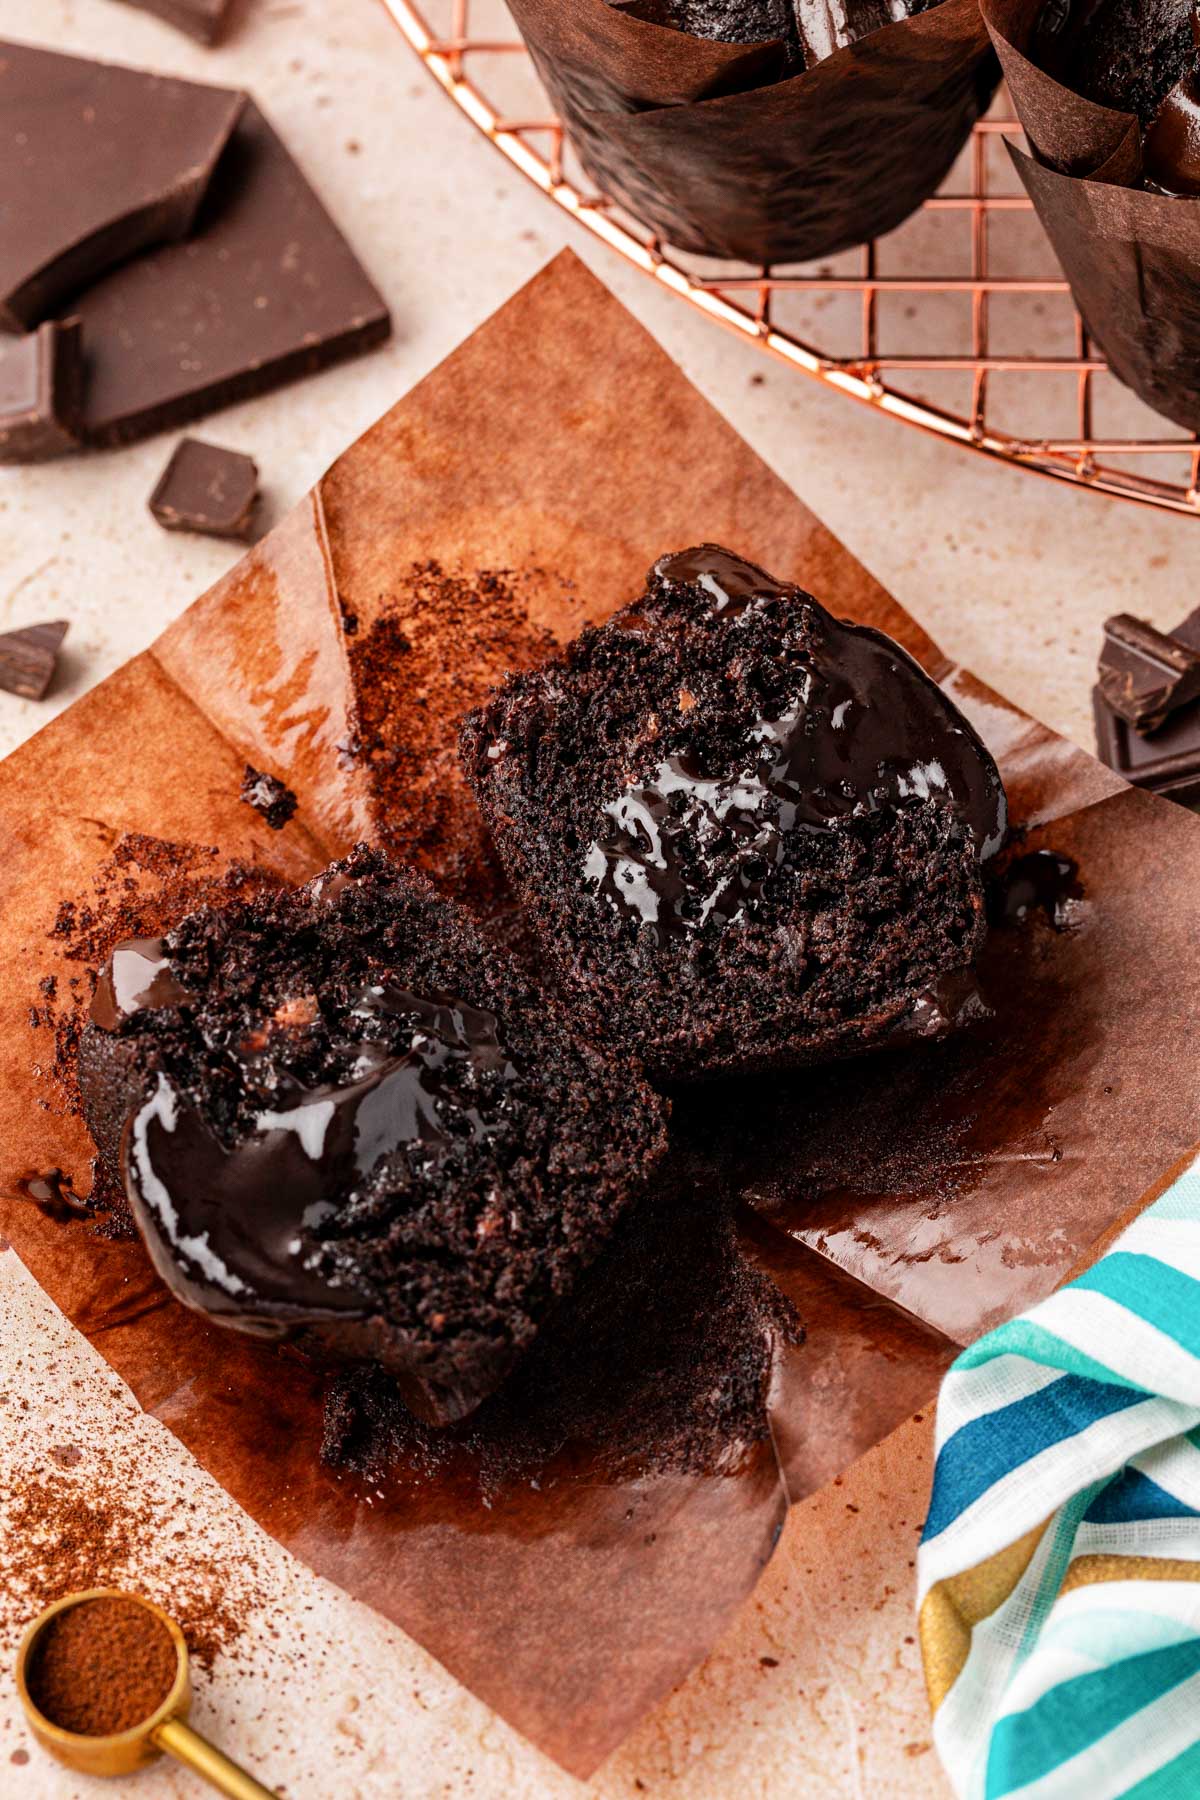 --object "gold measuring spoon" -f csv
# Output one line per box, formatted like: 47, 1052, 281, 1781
16, 1589, 280, 1799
